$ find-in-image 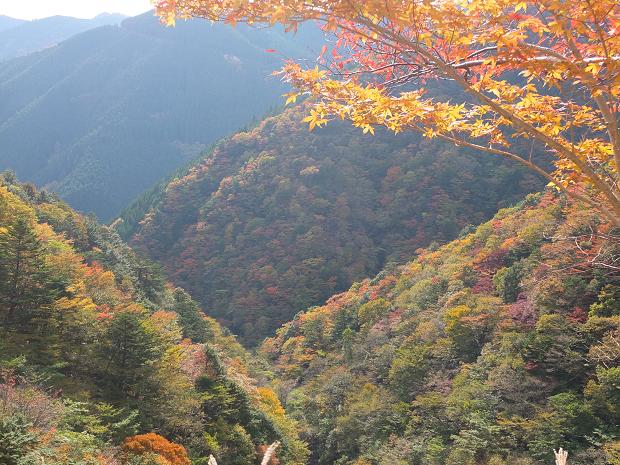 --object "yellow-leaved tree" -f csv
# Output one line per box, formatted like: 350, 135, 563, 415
153, 0, 620, 227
